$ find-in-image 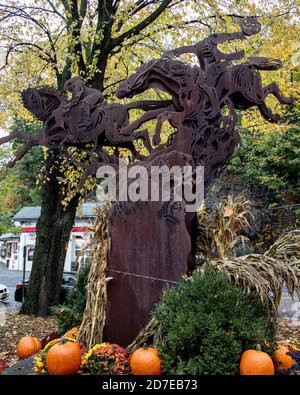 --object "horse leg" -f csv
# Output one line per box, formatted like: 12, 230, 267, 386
140, 130, 152, 153
262, 82, 294, 105
258, 102, 281, 122
0, 131, 42, 145
135, 131, 152, 153
113, 147, 120, 158
127, 142, 139, 160
8, 141, 39, 168
131, 130, 153, 154
120, 107, 170, 136
77, 149, 117, 189
0, 132, 42, 167
124, 141, 142, 161
77, 157, 102, 189
224, 99, 238, 132
153, 111, 178, 146
119, 133, 151, 158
